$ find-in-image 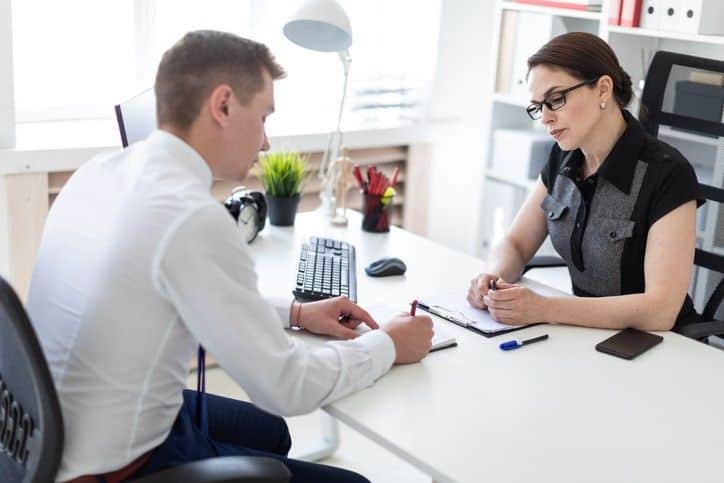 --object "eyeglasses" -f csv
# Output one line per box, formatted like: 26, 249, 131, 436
526, 78, 598, 120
